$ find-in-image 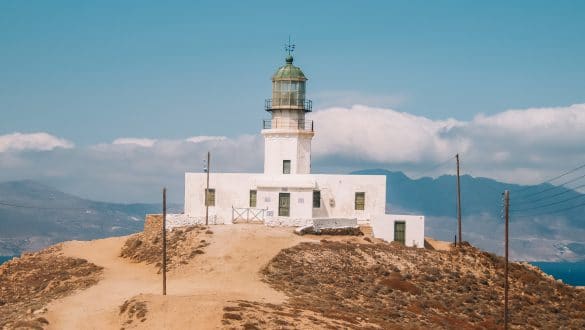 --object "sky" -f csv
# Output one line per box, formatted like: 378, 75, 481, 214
1, 0, 585, 202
